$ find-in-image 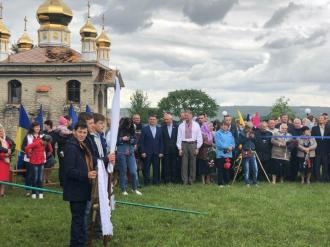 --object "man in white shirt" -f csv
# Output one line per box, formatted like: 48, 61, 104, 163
177, 110, 203, 185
